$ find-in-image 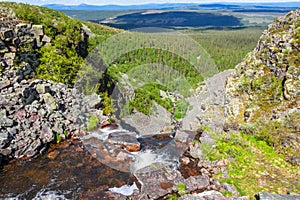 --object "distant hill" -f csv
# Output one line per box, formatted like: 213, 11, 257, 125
43, 3, 195, 11
43, 2, 300, 11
